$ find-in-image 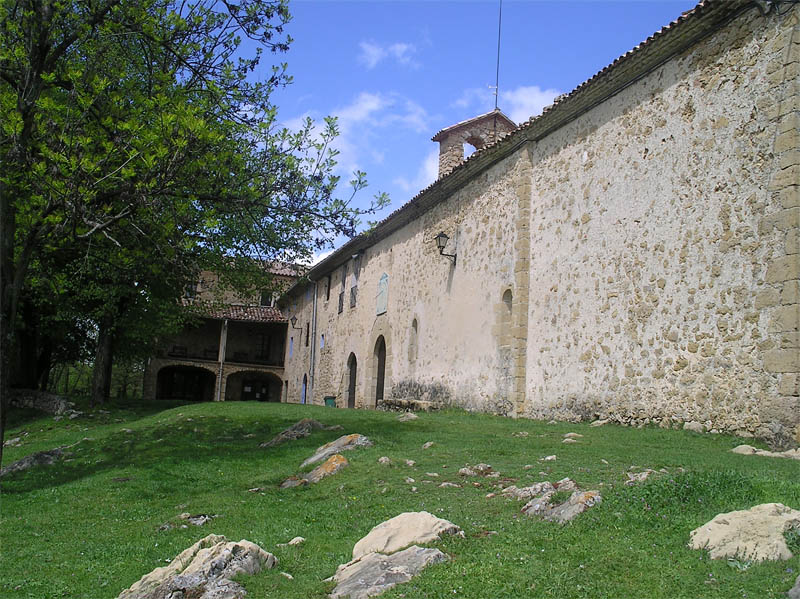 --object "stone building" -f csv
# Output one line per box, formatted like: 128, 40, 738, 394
278, 0, 800, 446
142, 266, 298, 402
